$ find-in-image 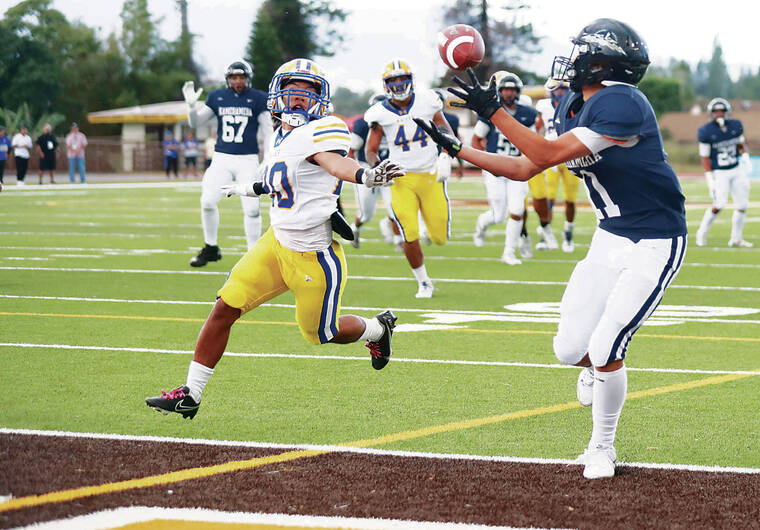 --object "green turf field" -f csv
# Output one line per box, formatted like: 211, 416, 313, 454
1, 177, 758, 468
